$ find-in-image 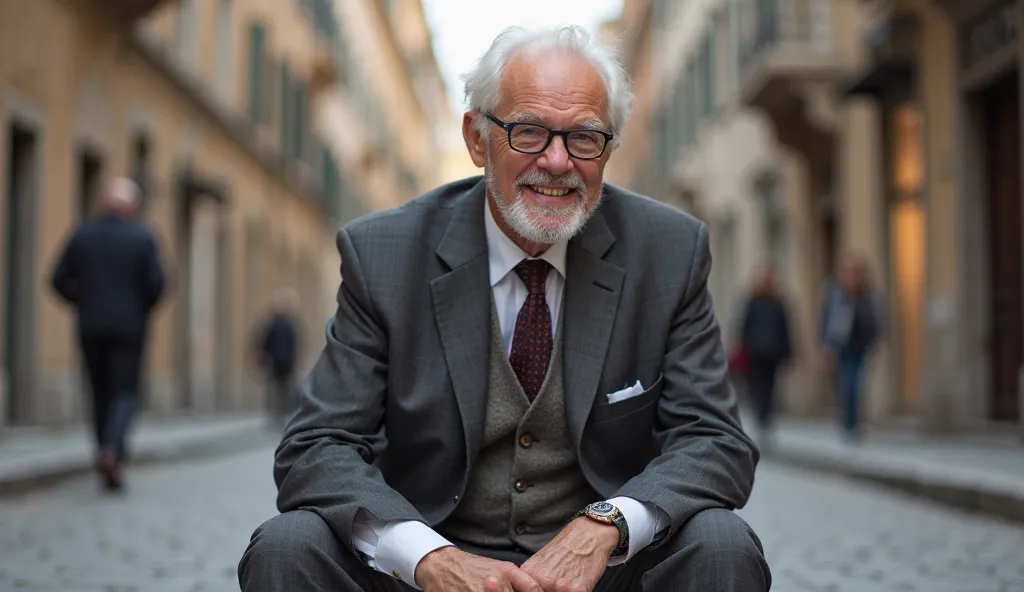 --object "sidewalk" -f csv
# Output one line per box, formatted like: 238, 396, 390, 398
0, 414, 273, 495
764, 419, 1024, 523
